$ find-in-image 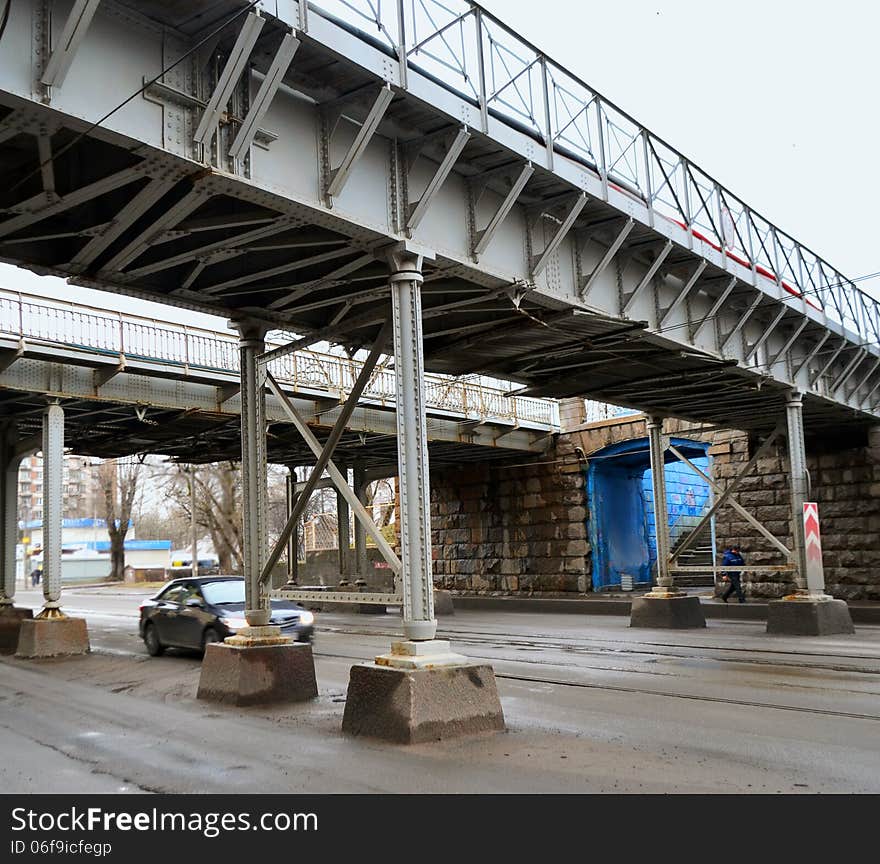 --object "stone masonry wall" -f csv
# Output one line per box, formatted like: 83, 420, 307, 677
430, 412, 880, 601
706, 425, 880, 600
429, 440, 589, 594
